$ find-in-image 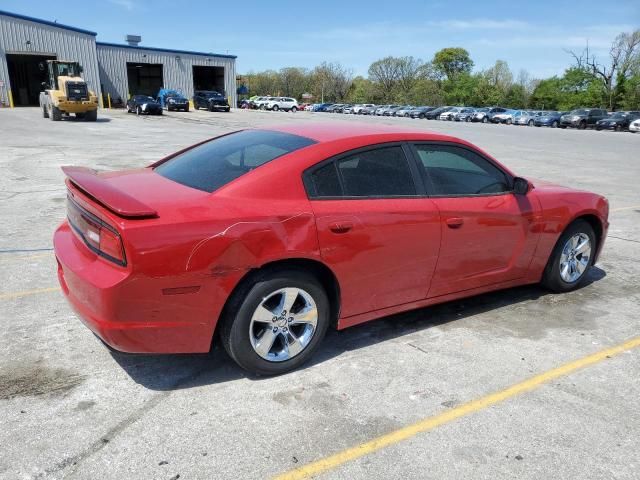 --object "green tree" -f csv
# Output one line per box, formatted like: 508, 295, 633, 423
503, 84, 527, 108
432, 48, 474, 80
530, 77, 563, 109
